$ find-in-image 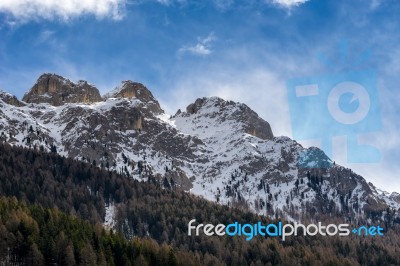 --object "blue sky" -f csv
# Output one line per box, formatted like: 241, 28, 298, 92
0, 0, 399, 192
